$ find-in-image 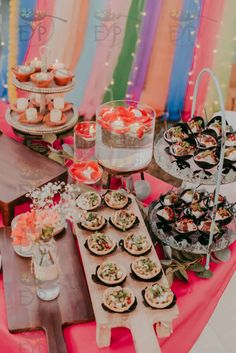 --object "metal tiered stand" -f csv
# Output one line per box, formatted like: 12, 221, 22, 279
151, 68, 236, 269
